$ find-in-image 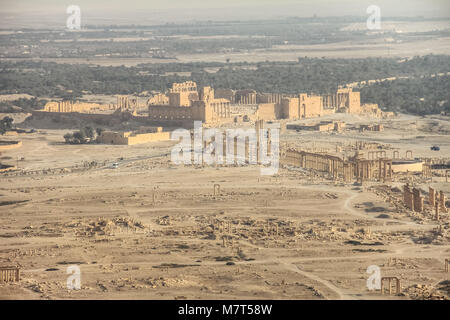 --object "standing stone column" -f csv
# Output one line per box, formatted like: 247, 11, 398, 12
429, 187, 435, 207
435, 201, 439, 220
439, 191, 447, 212
403, 184, 414, 210
412, 188, 423, 212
